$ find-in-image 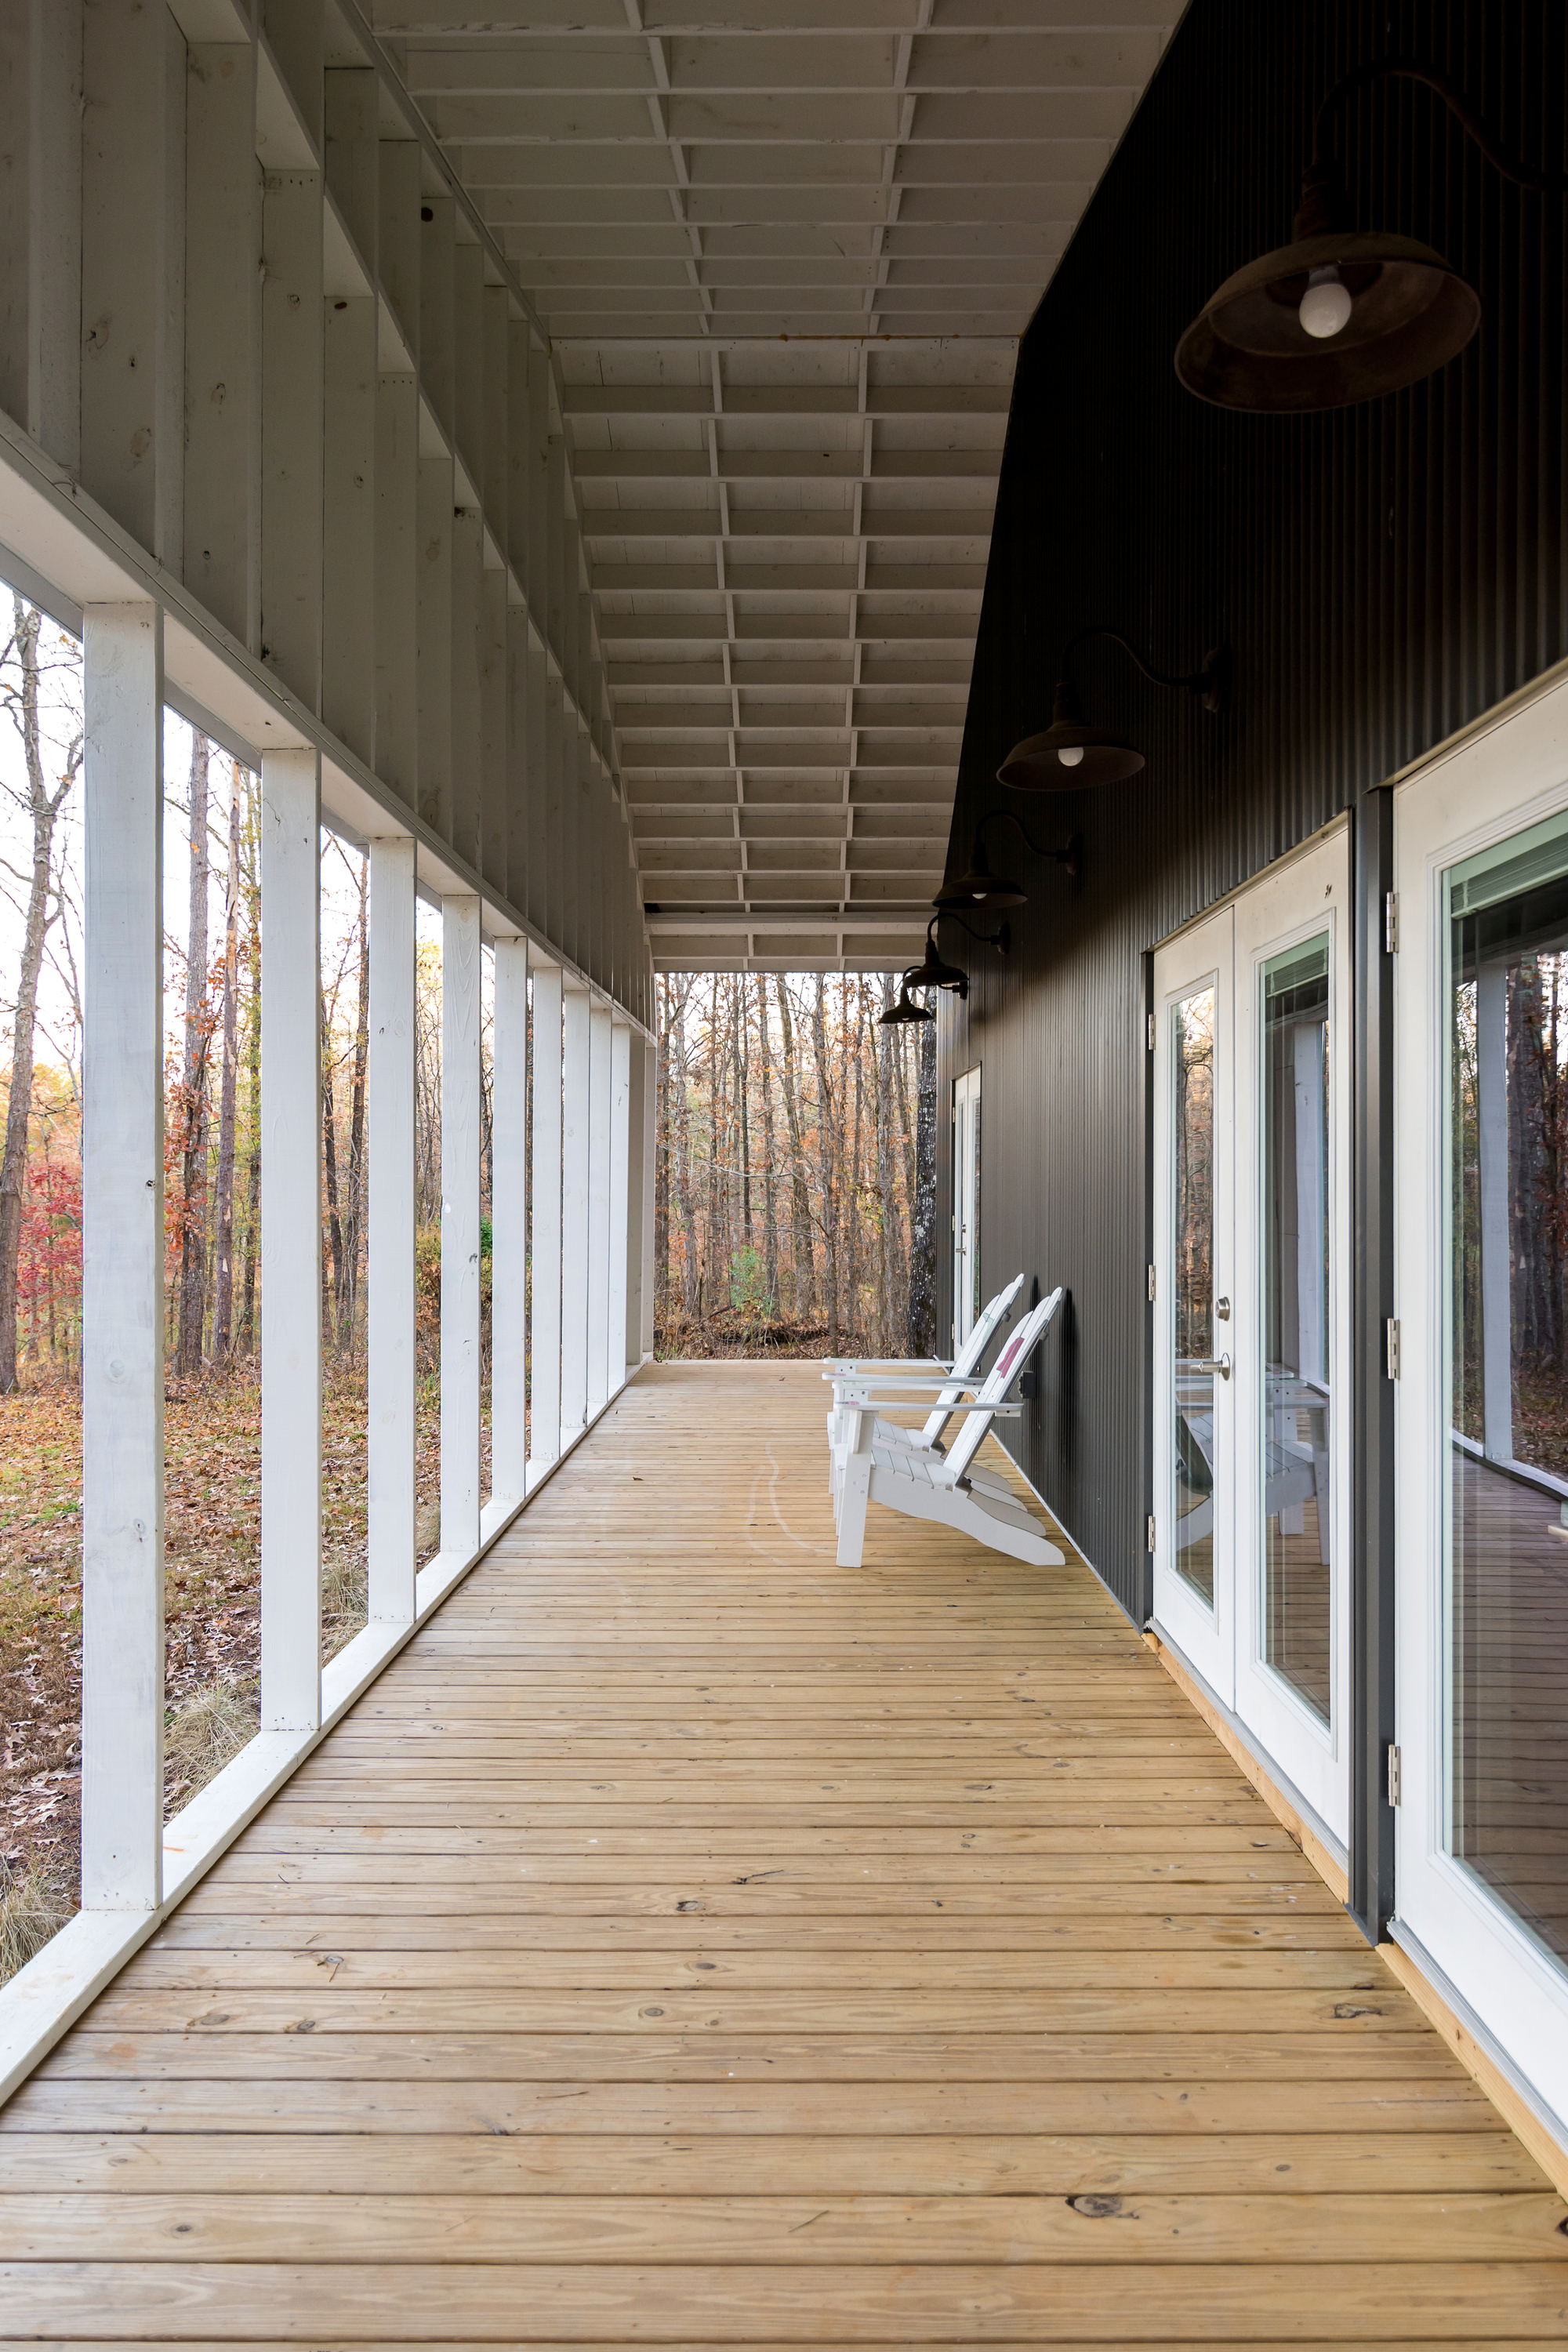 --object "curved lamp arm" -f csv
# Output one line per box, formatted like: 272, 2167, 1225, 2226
930, 909, 1008, 954
975, 808, 1081, 875
1058, 626, 1227, 716
1310, 59, 1568, 193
